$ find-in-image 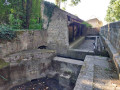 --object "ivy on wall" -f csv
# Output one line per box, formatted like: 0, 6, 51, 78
44, 1, 56, 28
